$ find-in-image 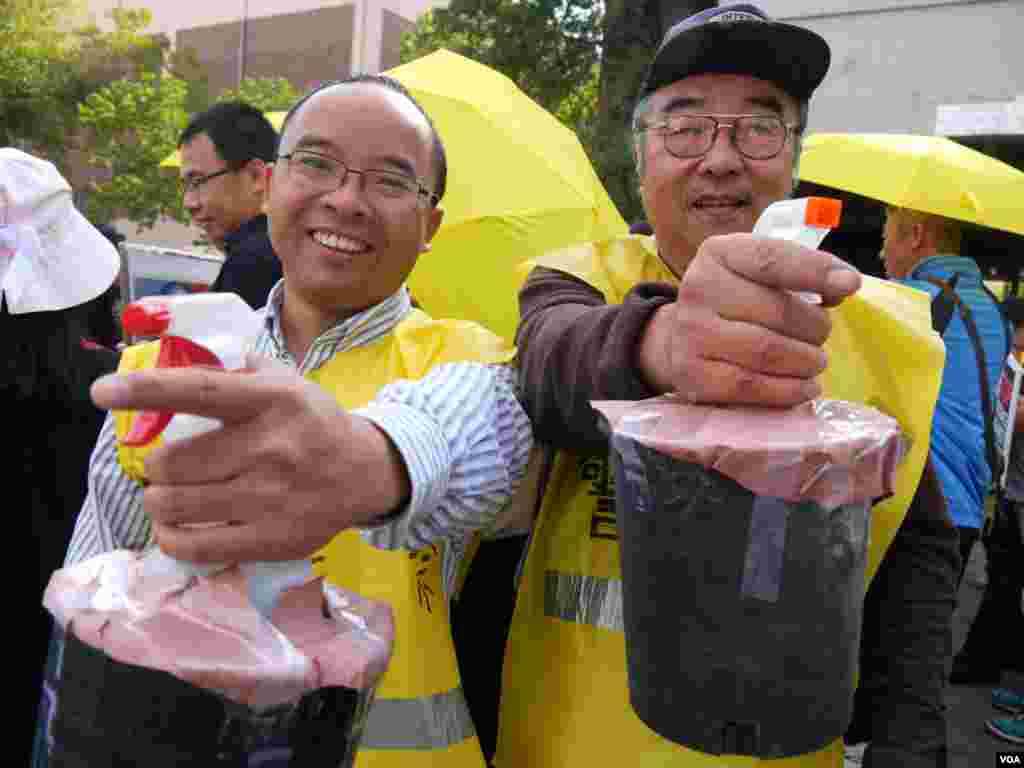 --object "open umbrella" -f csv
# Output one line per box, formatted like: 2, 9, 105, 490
798, 133, 1024, 236
163, 50, 626, 340
389, 50, 626, 340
